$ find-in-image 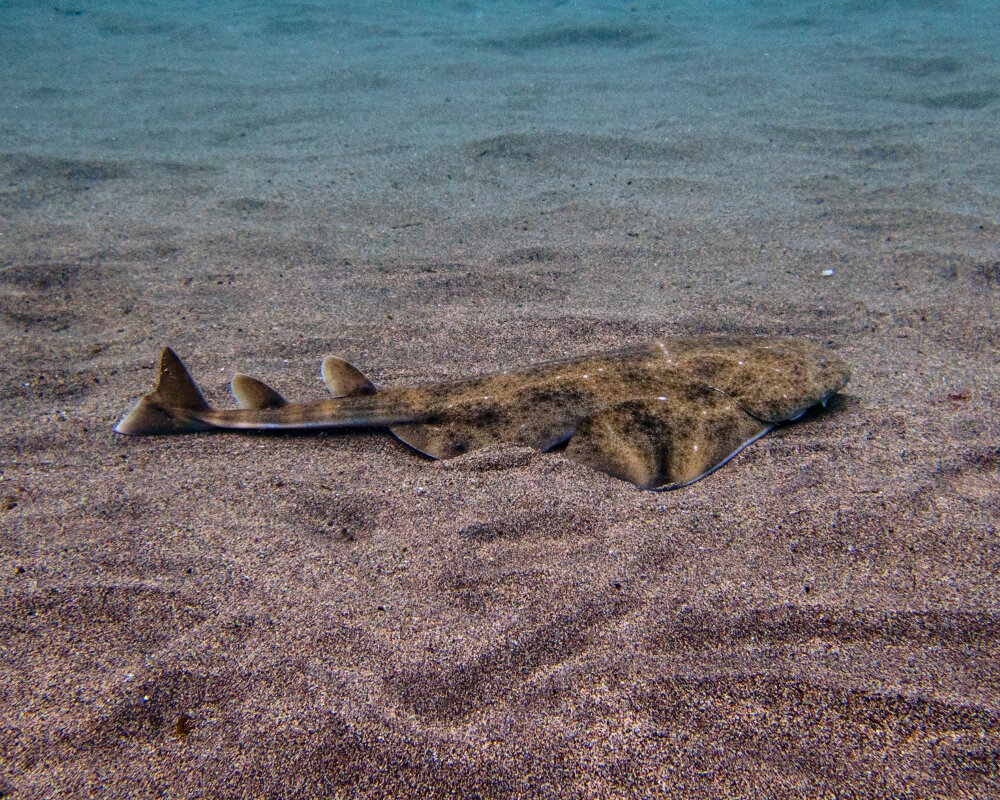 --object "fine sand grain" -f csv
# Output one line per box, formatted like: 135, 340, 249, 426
3, 2, 999, 797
